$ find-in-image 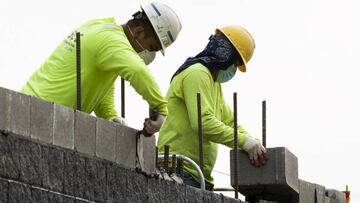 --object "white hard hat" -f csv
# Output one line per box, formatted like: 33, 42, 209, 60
141, 2, 182, 55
